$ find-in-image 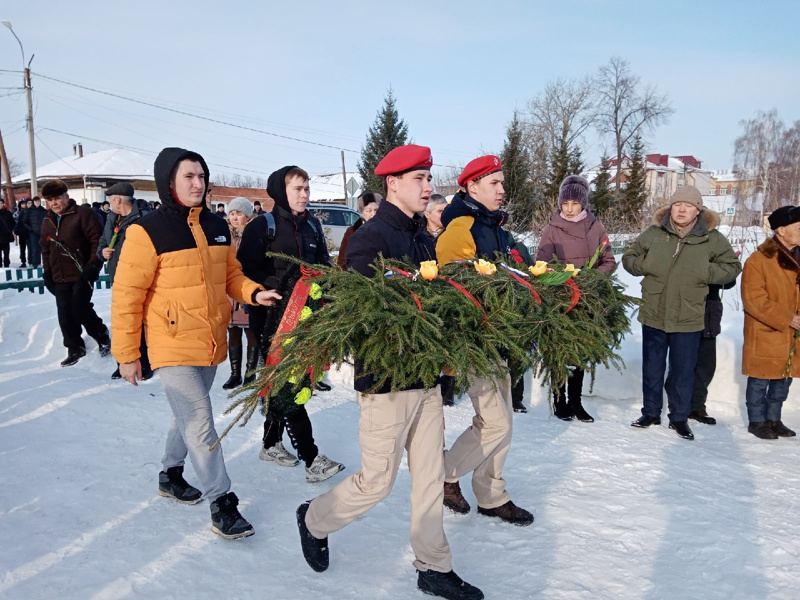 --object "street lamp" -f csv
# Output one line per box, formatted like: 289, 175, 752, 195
2, 20, 37, 199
